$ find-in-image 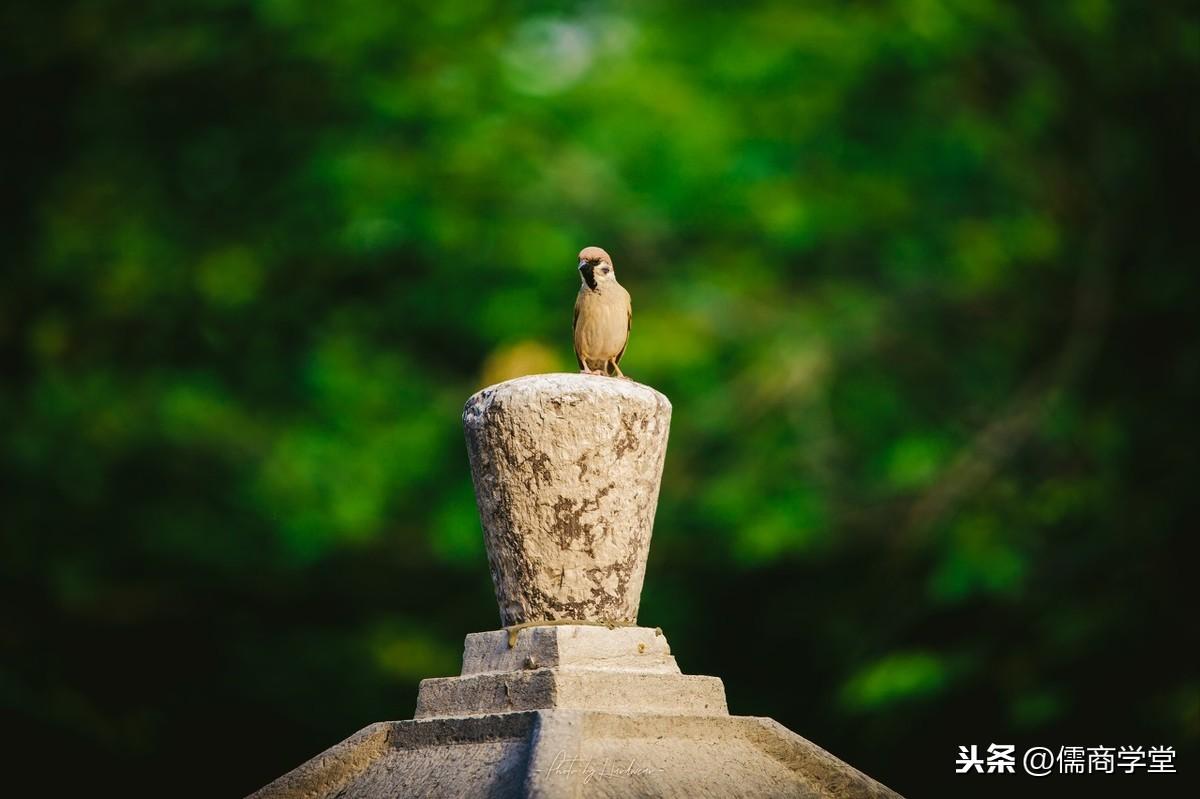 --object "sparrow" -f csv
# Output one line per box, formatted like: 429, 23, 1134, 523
573, 246, 631, 378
